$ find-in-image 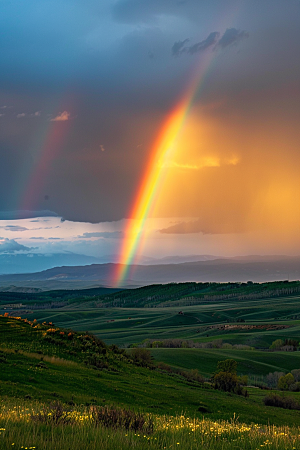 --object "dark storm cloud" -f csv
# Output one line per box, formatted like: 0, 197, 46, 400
0, 211, 59, 220
188, 31, 220, 54
171, 38, 189, 56
216, 28, 249, 50
171, 29, 246, 57
0, 0, 299, 226
0, 238, 32, 253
